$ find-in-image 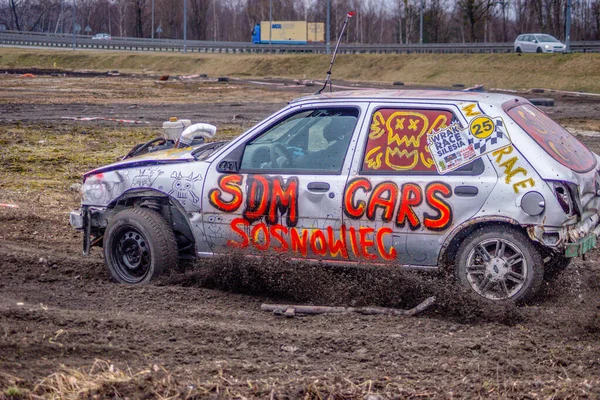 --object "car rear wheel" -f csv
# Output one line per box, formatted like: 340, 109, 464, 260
456, 227, 544, 303
104, 208, 177, 284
